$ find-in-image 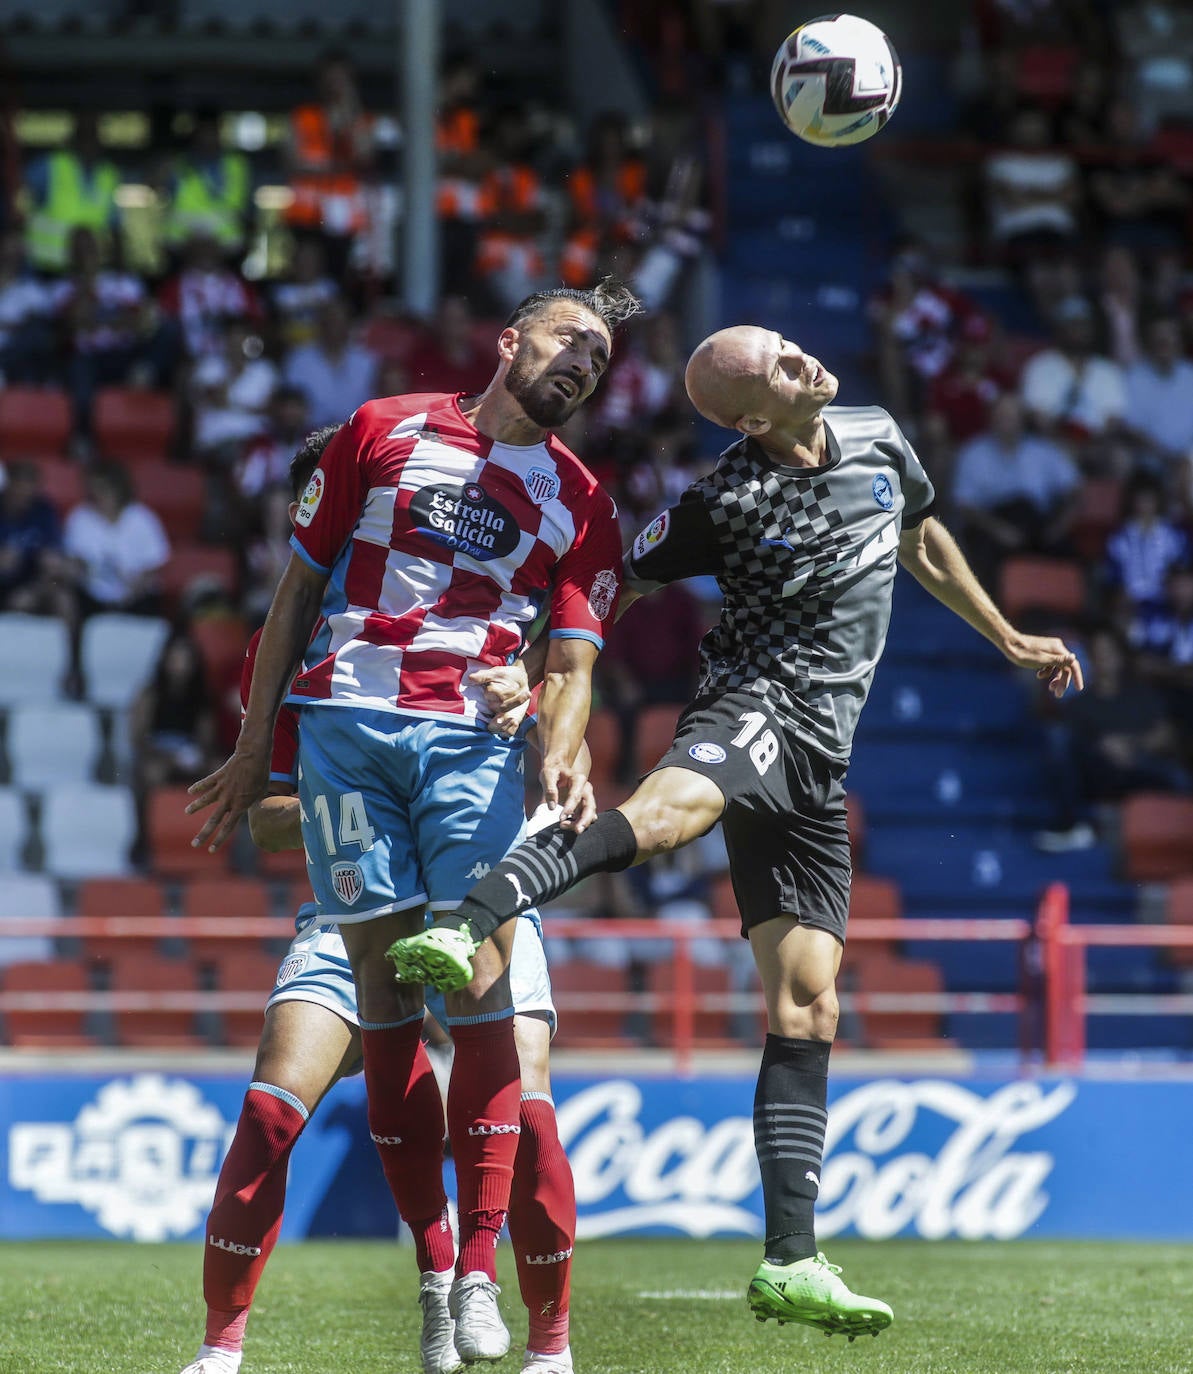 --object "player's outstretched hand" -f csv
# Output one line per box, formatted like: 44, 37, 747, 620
1003, 632, 1085, 698
186, 748, 270, 853
470, 663, 530, 738
541, 753, 590, 832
